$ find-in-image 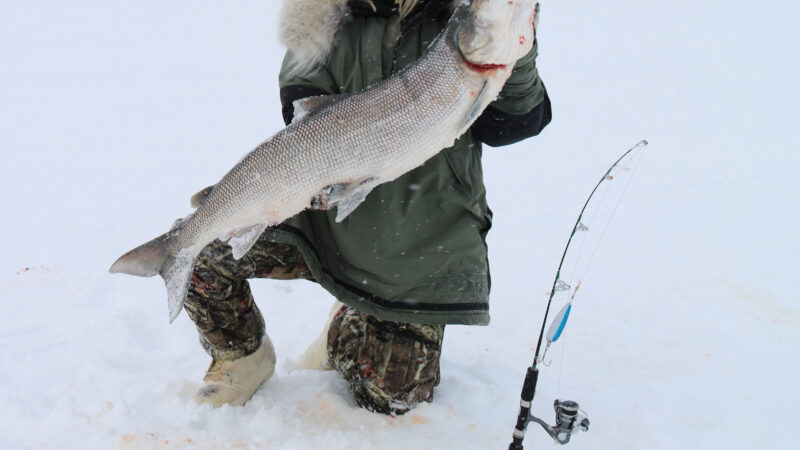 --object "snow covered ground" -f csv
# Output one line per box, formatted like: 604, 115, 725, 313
1, 1, 797, 449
